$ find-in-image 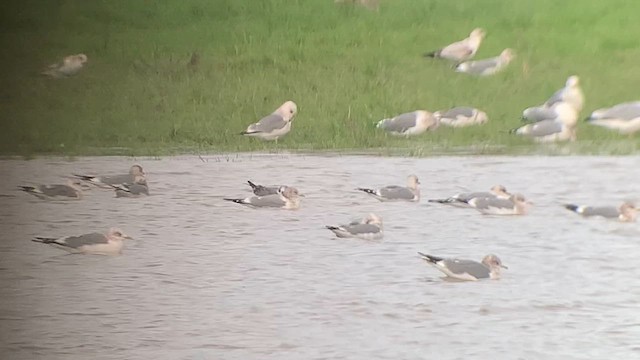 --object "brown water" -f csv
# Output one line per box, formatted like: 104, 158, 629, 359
1, 154, 639, 360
